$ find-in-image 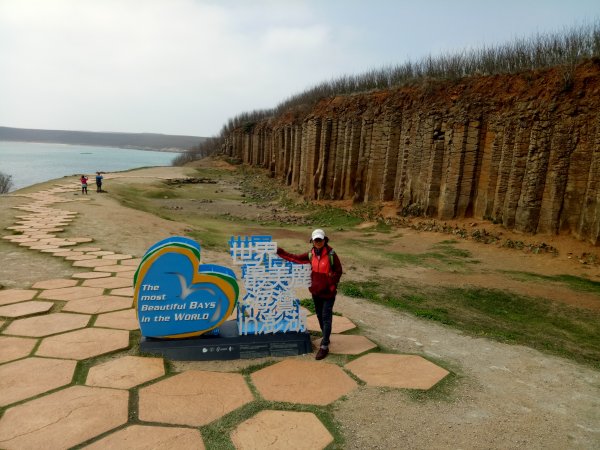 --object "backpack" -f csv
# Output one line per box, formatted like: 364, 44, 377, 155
308, 248, 336, 269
